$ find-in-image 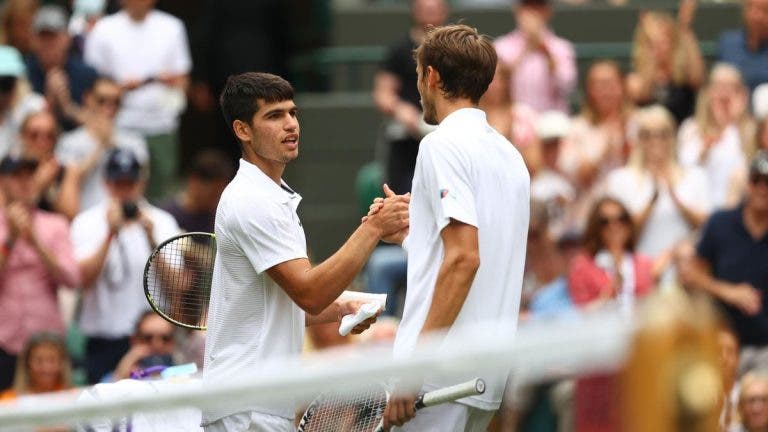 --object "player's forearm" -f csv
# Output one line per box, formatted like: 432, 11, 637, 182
305, 301, 343, 326
419, 251, 480, 336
